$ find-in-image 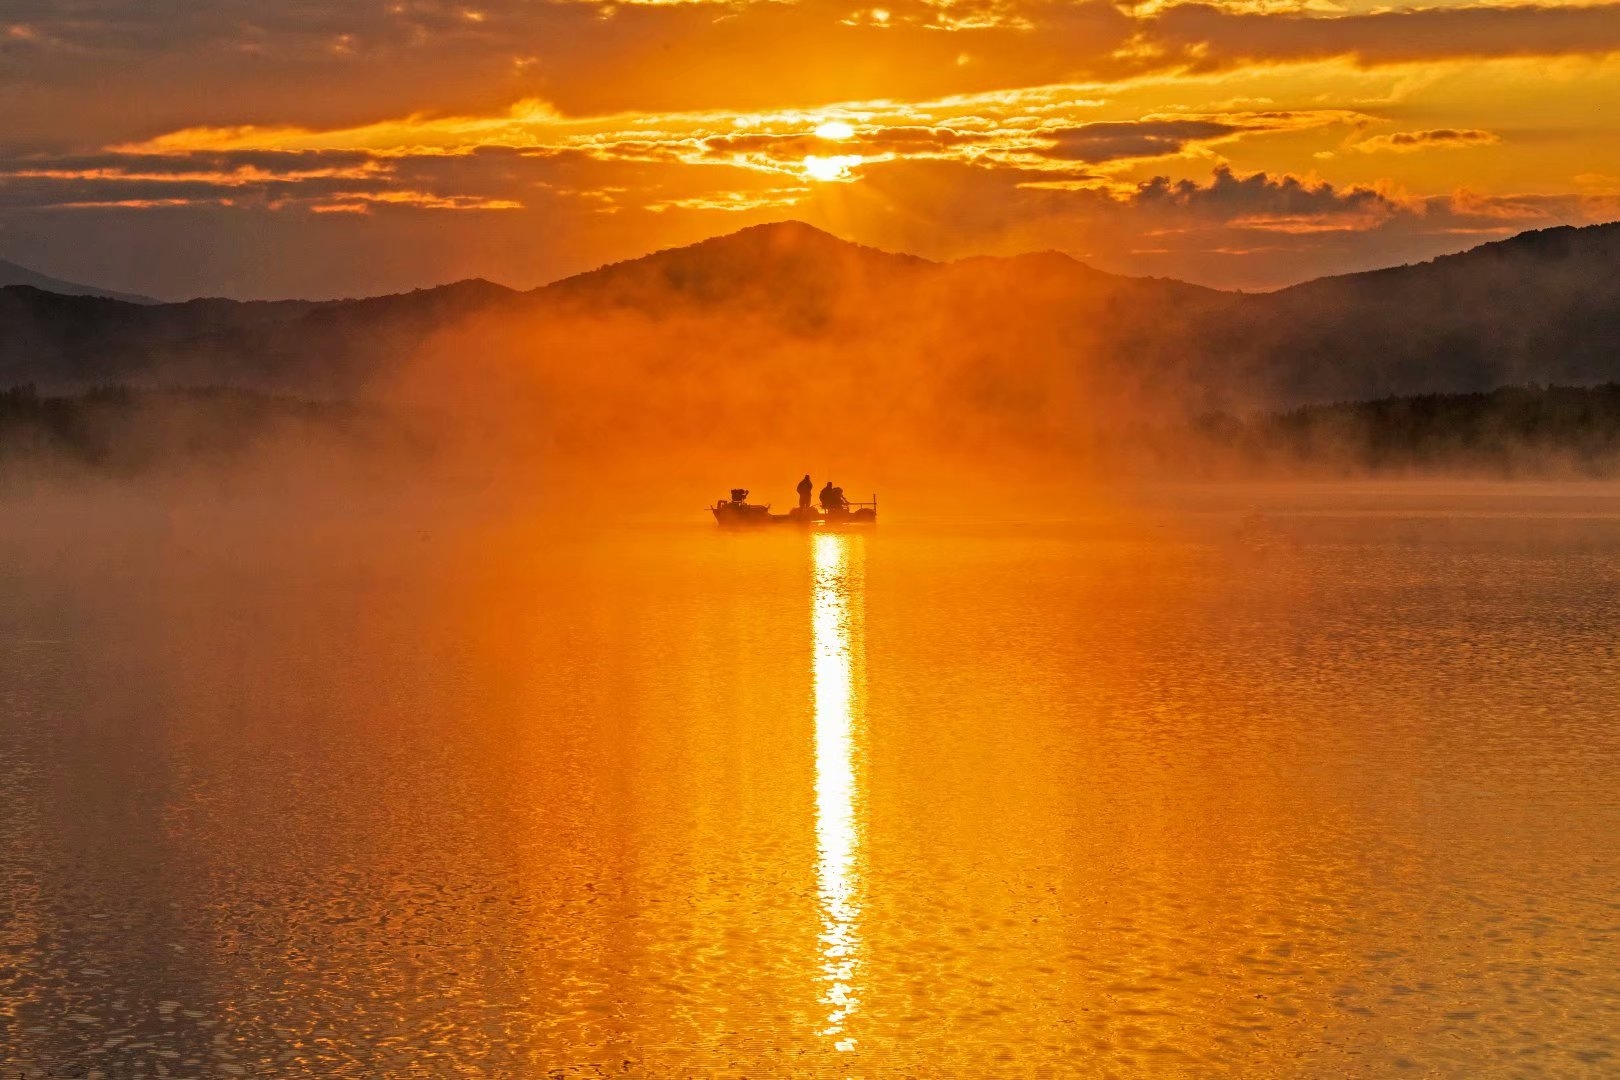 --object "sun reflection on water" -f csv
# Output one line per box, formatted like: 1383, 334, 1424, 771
812, 531, 864, 1053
